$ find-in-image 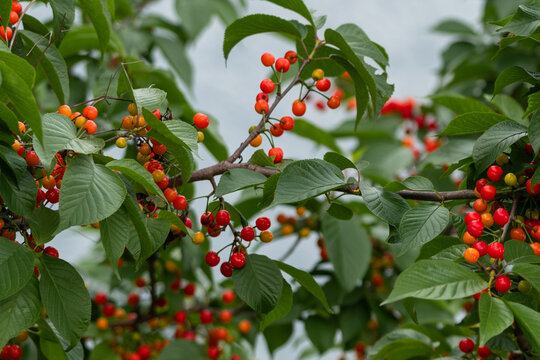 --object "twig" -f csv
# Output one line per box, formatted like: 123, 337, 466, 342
9, 0, 37, 51
33, 14, 67, 68
501, 193, 518, 242
147, 255, 158, 316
